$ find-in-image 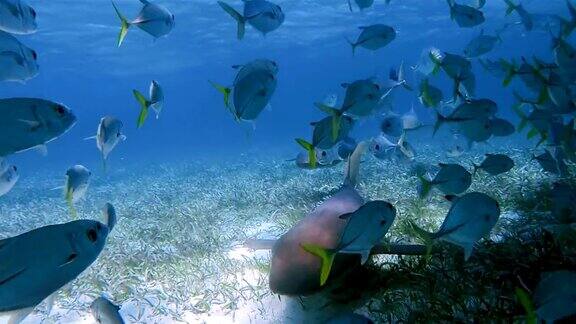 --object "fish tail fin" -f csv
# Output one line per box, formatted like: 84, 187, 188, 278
295, 138, 317, 168
315, 103, 343, 141
512, 102, 528, 132
209, 81, 232, 108
112, 1, 130, 47
344, 141, 367, 187
65, 188, 77, 220
406, 220, 434, 258
515, 288, 538, 324
217, 1, 246, 40
503, 0, 517, 15
432, 110, 446, 136
418, 175, 433, 199
133, 90, 150, 128
501, 59, 517, 86
300, 243, 336, 286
